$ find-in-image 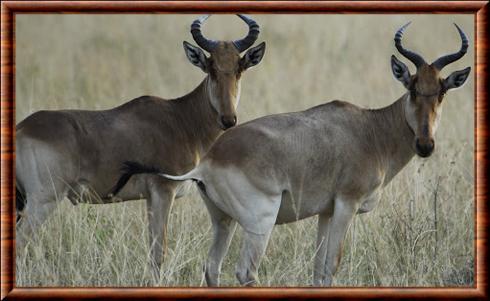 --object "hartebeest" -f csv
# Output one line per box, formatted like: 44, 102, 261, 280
112, 23, 470, 286
15, 15, 266, 276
